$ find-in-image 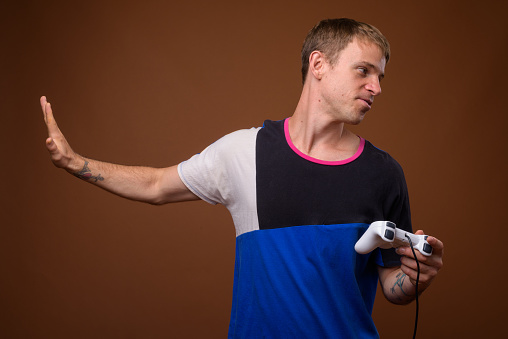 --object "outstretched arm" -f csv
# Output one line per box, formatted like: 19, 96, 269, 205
40, 96, 199, 204
378, 230, 444, 304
